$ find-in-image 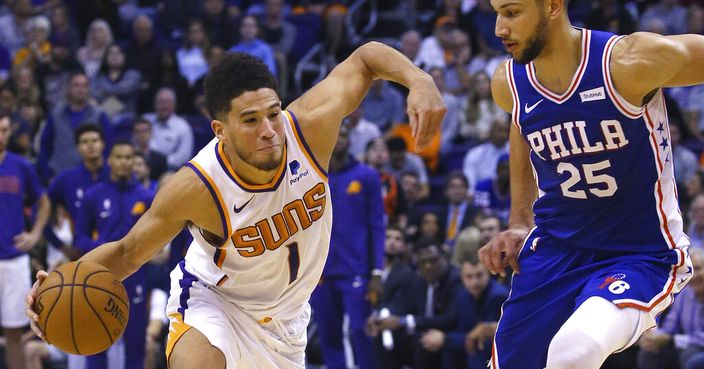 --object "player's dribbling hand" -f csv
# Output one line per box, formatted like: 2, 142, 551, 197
25, 270, 48, 341
406, 75, 446, 152
478, 228, 530, 277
